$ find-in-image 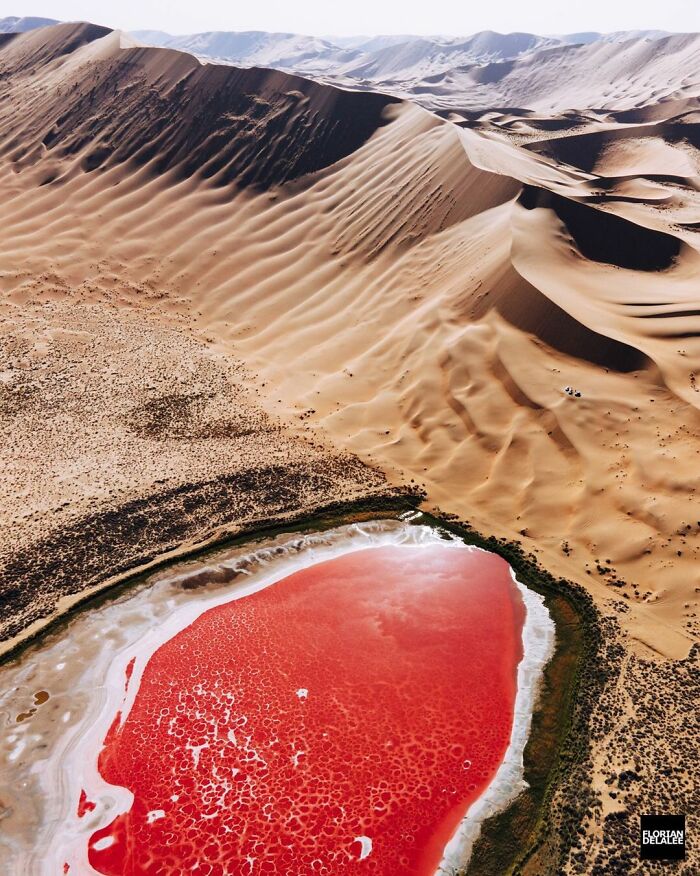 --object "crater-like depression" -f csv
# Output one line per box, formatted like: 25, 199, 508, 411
0, 520, 554, 875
